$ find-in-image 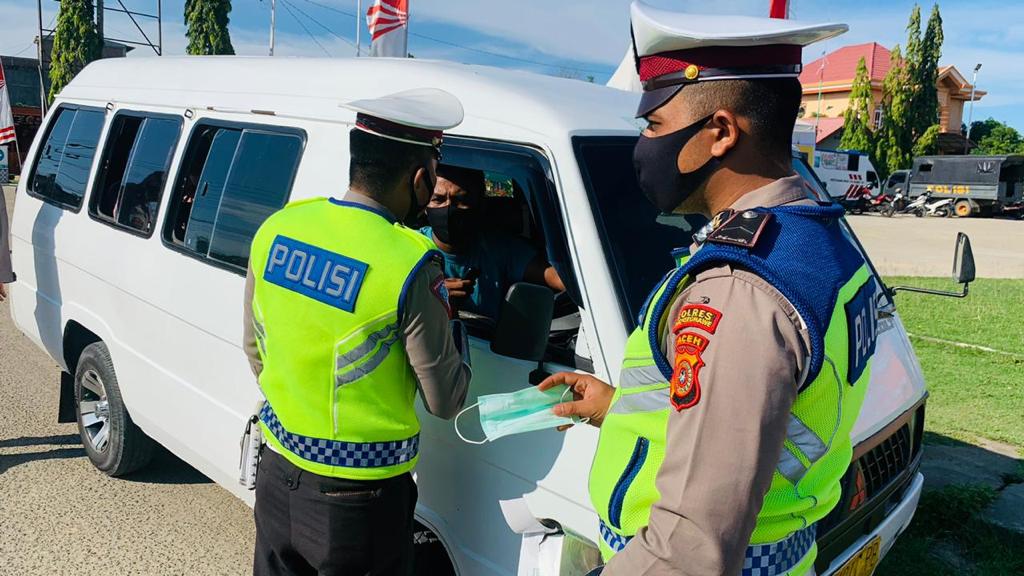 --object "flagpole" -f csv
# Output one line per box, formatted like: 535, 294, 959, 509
356, 0, 362, 56
403, 0, 410, 58
269, 0, 277, 56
